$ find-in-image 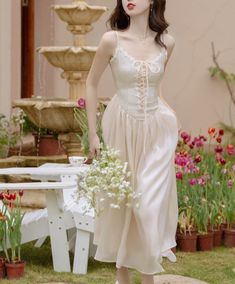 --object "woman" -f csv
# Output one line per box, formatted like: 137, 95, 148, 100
86, 1, 181, 283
